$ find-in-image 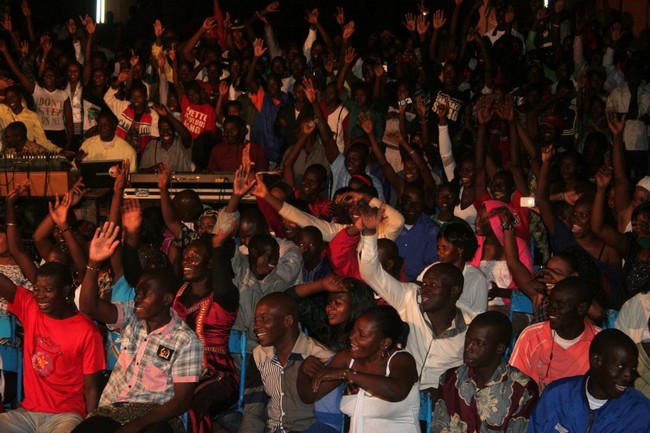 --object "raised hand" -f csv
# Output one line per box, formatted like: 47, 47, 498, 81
322, 274, 349, 293
113, 160, 130, 193
223, 12, 232, 30
416, 14, 430, 36
554, 0, 565, 14
20, 0, 31, 17
495, 94, 514, 122
432, 10, 446, 30
121, 199, 142, 233
488, 206, 516, 229
168, 43, 176, 62
250, 173, 269, 199
436, 97, 449, 119
157, 52, 166, 70
323, 52, 335, 75
402, 13, 416, 32
253, 38, 267, 58
1, 13, 12, 32
265, 1, 280, 13
19, 41, 28, 57
594, 165, 613, 189
302, 77, 317, 103
357, 112, 374, 135
69, 177, 86, 206
606, 109, 625, 136
562, 190, 582, 206
334, 6, 345, 26
541, 144, 554, 164
476, 95, 494, 125
302, 119, 317, 136
84, 16, 96, 34
48, 193, 72, 228
0, 76, 15, 89
504, 5, 516, 24
66, 18, 76, 35
360, 204, 385, 231
7, 180, 30, 205
203, 17, 218, 31
116, 69, 131, 84
342, 21, 355, 40
417, 0, 429, 16
344, 46, 357, 65
305, 8, 319, 26
157, 162, 171, 189
233, 165, 256, 197
255, 11, 269, 25
129, 50, 139, 67
153, 103, 170, 117
153, 19, 165, 38
89, 222, 121, 263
